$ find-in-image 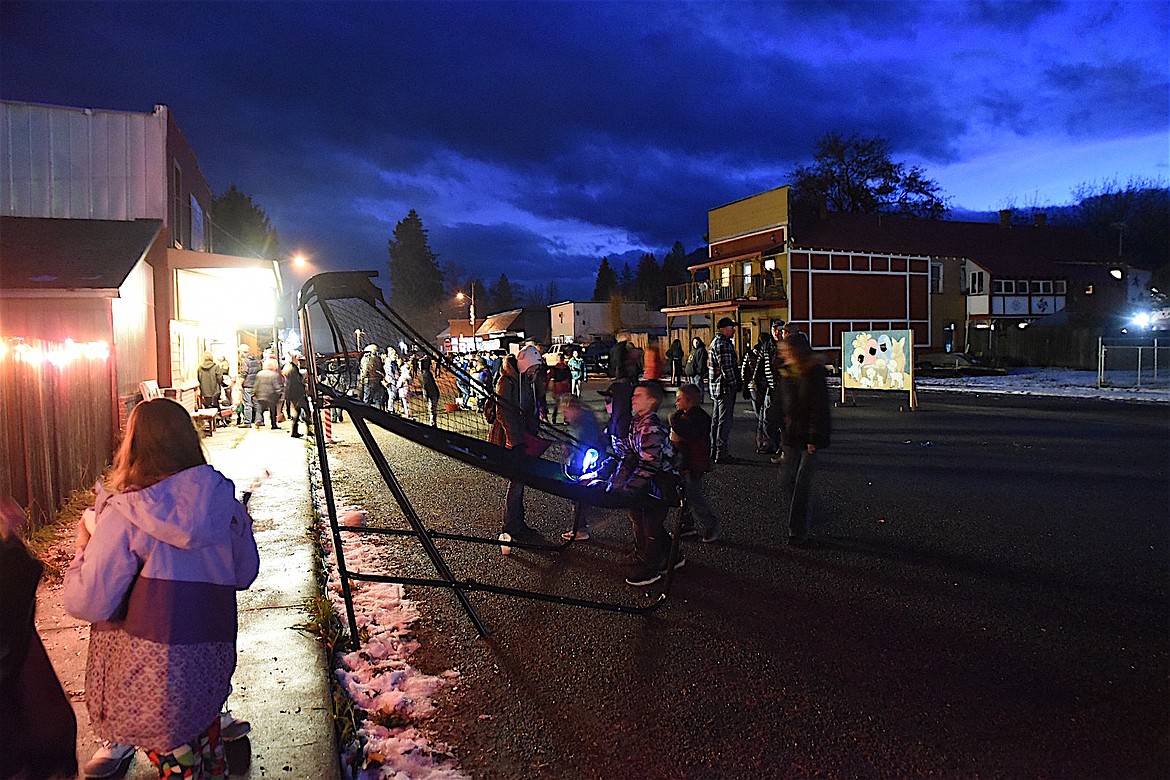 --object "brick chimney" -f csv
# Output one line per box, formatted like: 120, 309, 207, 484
999, 209, 1012, 227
